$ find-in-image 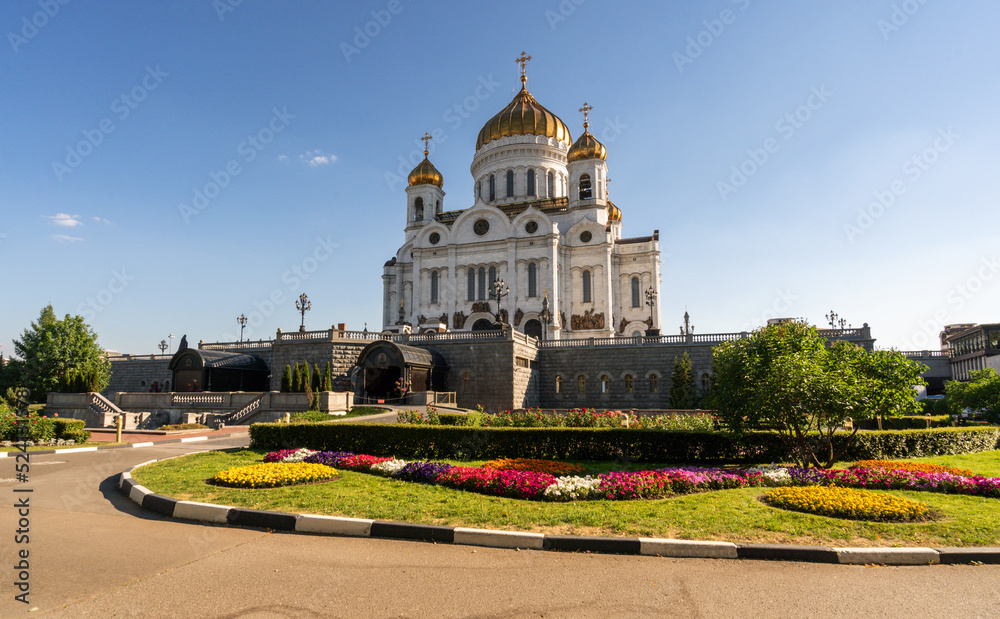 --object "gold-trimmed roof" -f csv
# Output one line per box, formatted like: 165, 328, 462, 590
568, 130, 607, 162
476, 85, 572, 150
607, 200, 622, 222
408, 155, 443, 187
